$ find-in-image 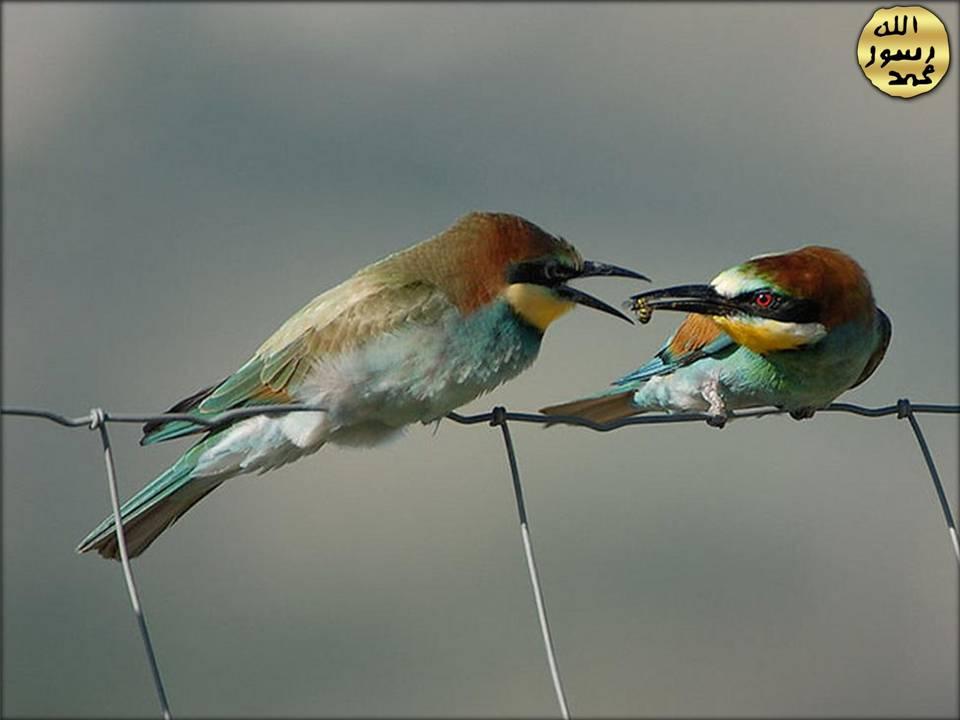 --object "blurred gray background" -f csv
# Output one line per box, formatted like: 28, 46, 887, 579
3, 3, 957, 717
